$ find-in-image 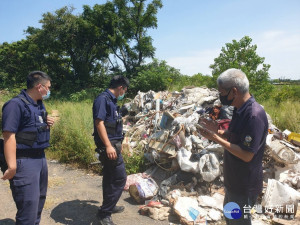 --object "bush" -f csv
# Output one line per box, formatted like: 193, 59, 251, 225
131, 59, 181, 93
123, 144, 146, 175
69, 87, 104, 102
271, 85, 298, 104
45, 101, 97, 168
